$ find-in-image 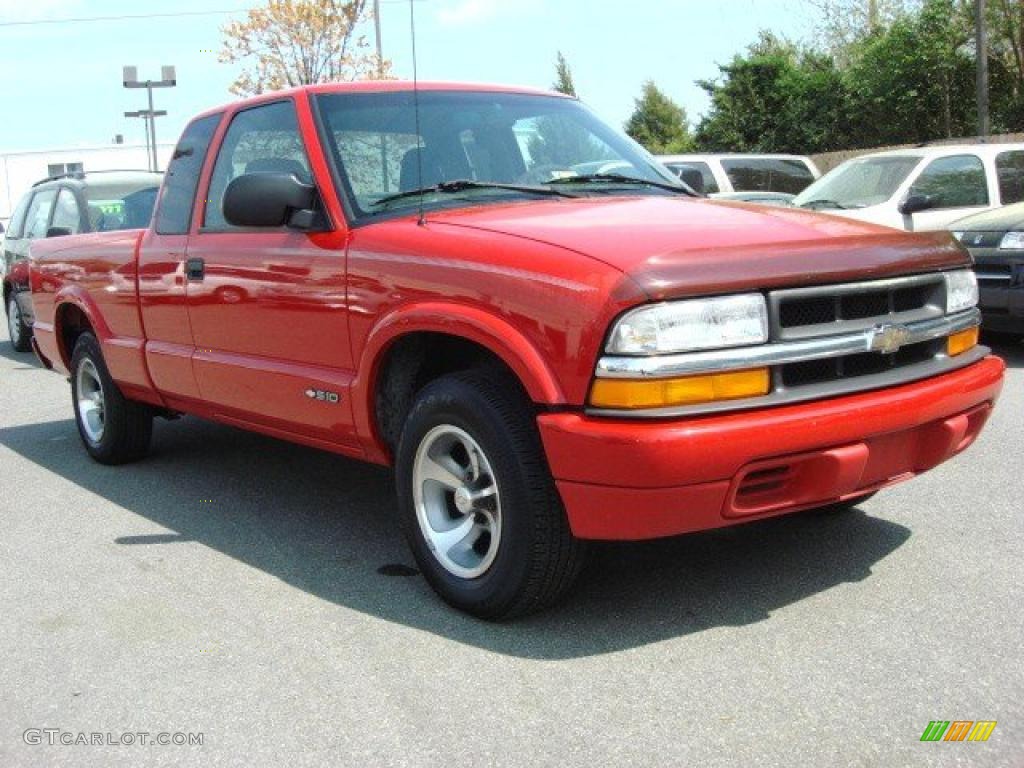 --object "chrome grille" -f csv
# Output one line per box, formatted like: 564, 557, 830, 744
769, 273, 946, 341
